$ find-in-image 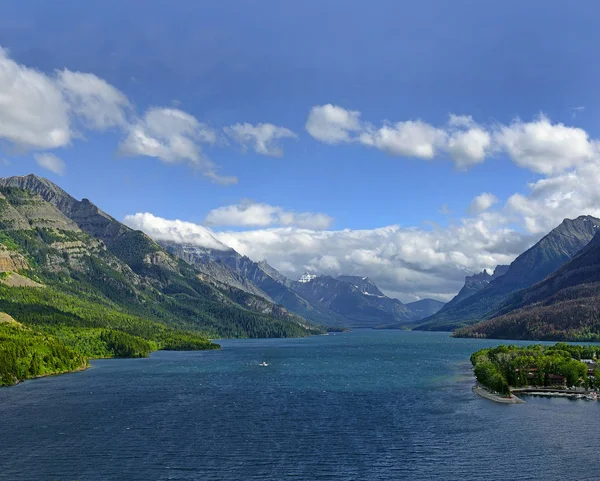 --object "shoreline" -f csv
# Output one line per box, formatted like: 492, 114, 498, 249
512, 387, 599, 401
472, 384, 525, 404
8, 361, 90, 387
